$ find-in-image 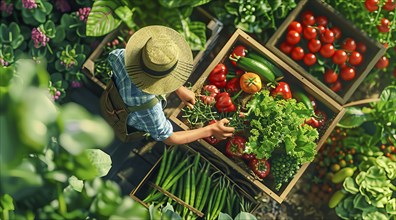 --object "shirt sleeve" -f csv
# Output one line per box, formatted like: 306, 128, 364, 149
129, 104, 173, 141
